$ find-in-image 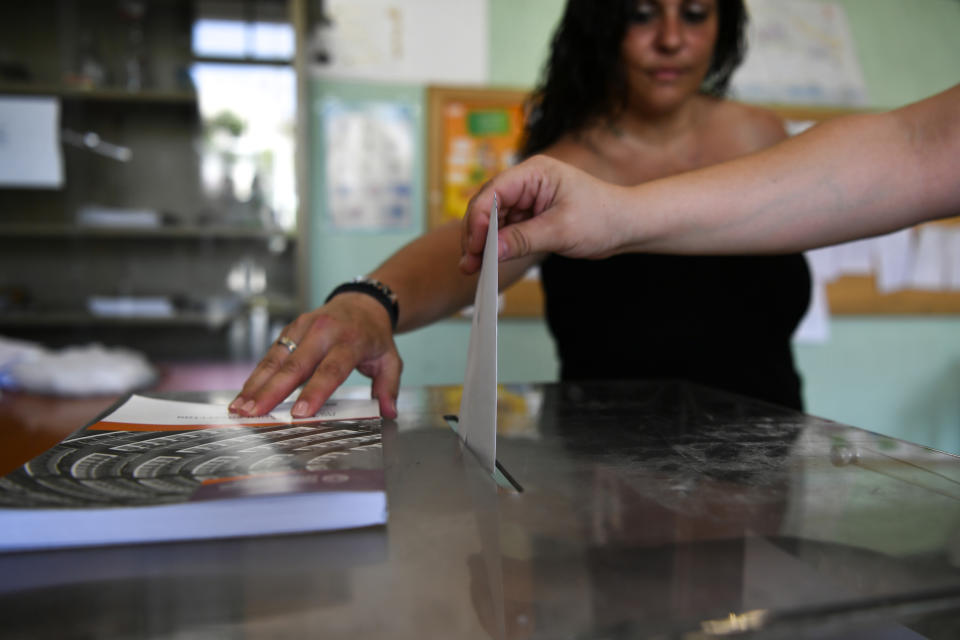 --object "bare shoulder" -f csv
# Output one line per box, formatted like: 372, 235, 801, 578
536, 129, 623, 181
539, 134, 596, 168
704, 98, 788, 153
